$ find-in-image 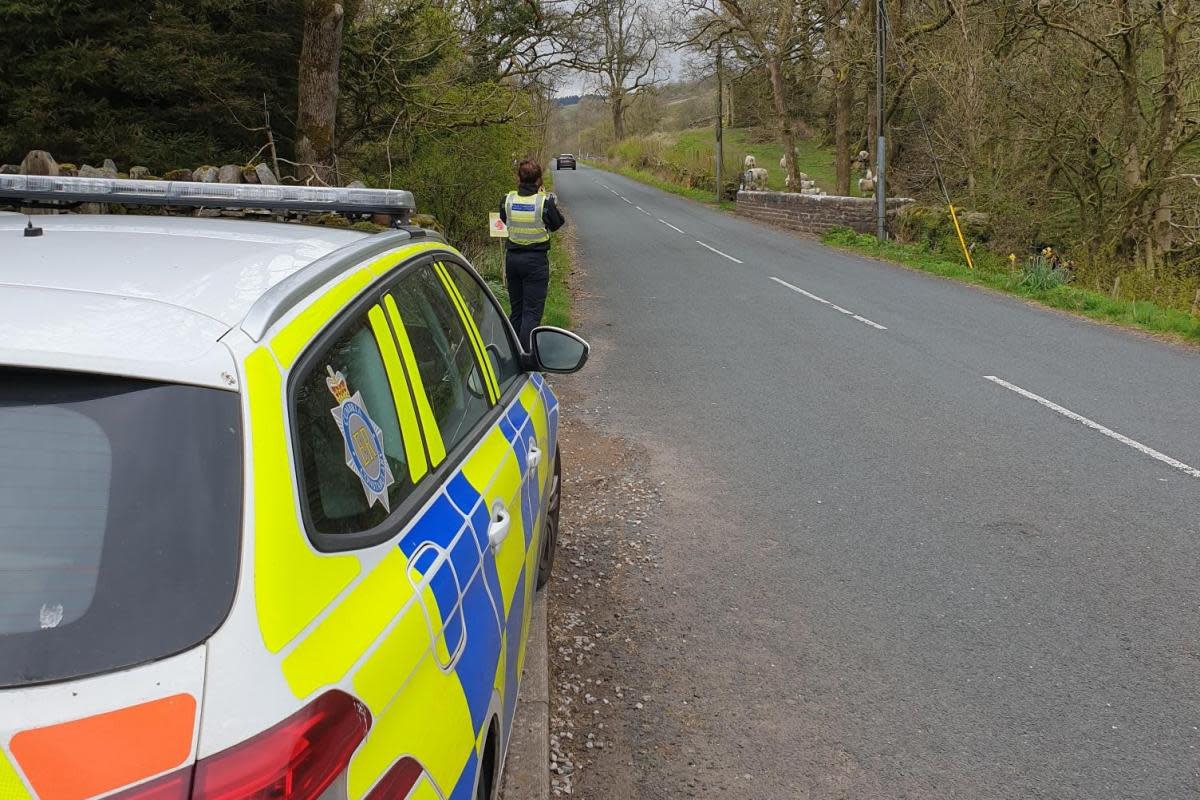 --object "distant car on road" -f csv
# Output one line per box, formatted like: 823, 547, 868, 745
0, 175, 590, 800
555, 154, 576, 170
